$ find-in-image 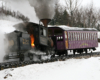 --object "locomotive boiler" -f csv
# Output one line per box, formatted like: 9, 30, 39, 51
5, 19, 54, 61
